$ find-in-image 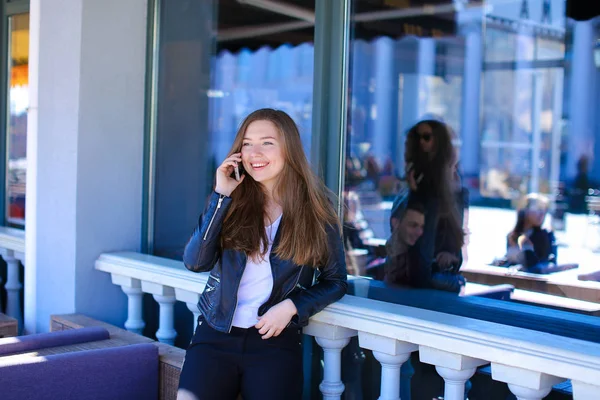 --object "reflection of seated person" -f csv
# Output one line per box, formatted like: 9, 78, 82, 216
508, 194, 556, 272
343, 190, 376, 275
385, 193, 466, 292
343, 191, 374, 248
384, 196, 425, 286
494, 194, 576, 273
